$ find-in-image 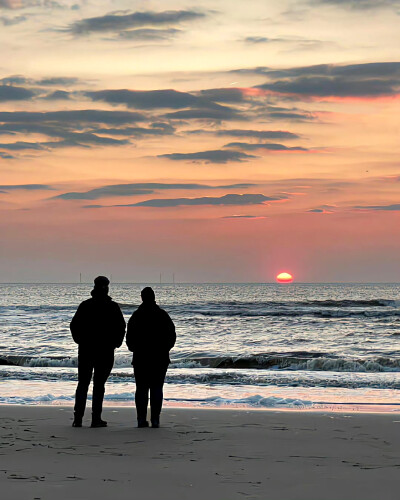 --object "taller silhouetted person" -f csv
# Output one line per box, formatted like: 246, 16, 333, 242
70, 276, 126, 428
126, 287, 176, 428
